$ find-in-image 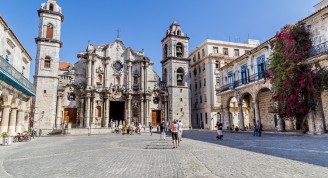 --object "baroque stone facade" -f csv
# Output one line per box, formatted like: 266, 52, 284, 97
33, 1, 191, 133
